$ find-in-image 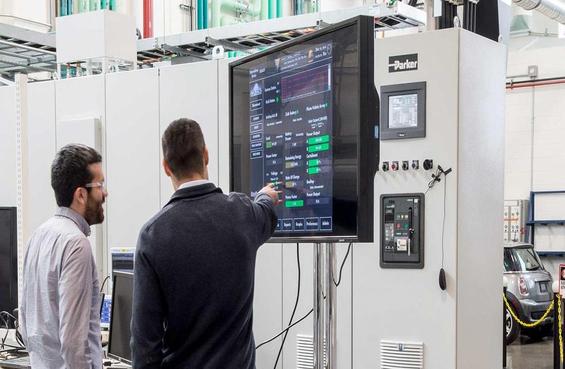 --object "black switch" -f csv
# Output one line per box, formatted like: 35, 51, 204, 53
382, 161, 389, 172
391, 161, 399, 171
412, 160, 419, 170
423, 159, 434, 170
402, 161, 409, 171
